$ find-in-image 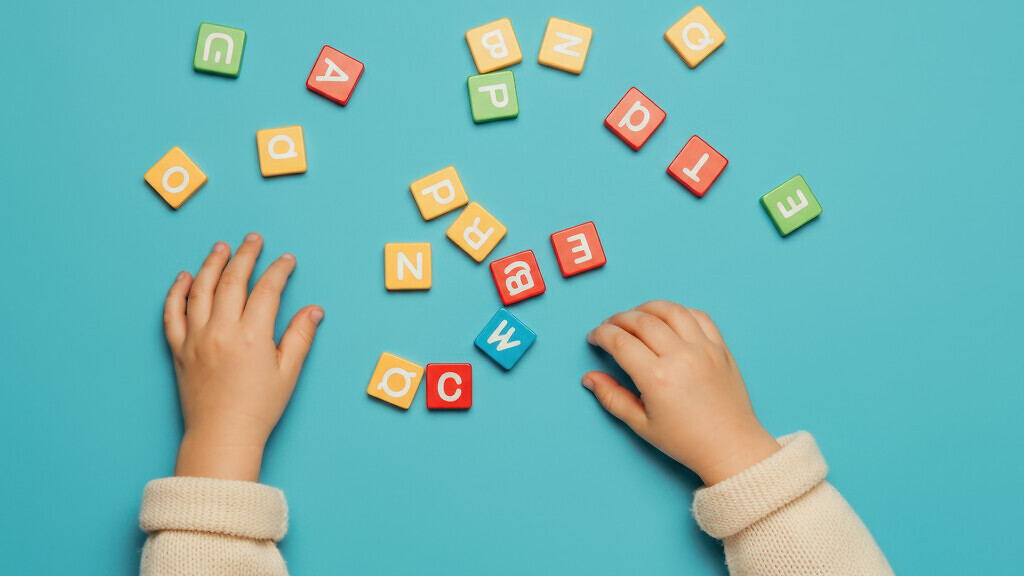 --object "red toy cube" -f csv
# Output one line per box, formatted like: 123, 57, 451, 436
426, 363, 472, 410
490, 250, 546, 305
550, 221, 606, 277
667, 135, 728, 197
306, 45, 364, 106
604, 87, 666, 151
